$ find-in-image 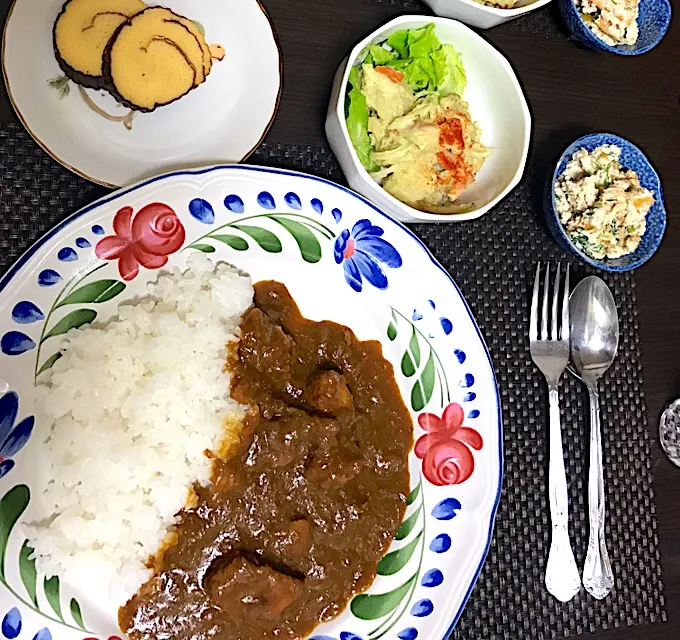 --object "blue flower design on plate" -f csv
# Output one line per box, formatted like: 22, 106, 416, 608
334, 220, 402, 292
0, 391, 34, 479
11, 301, 44, 324
1, 332, 35, 356
189, 198, 215, 224
57, 247, 78, 262
38, 269, 61, 287
1, 608, 21, 639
